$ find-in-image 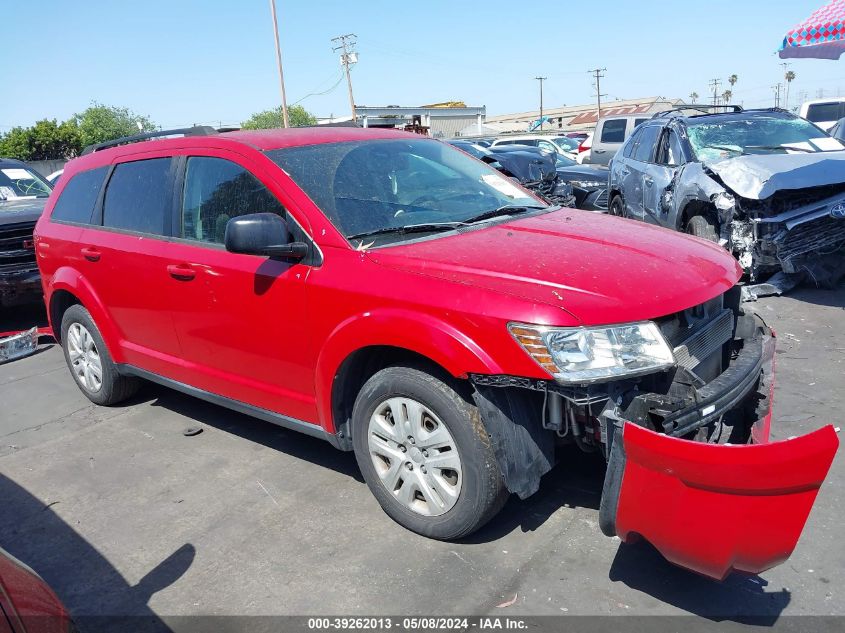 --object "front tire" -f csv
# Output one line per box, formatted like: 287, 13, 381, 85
351, 366, 507, 540
609, 194, 625, 217
60, 304, 139, 406
686, 214, 718, 242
